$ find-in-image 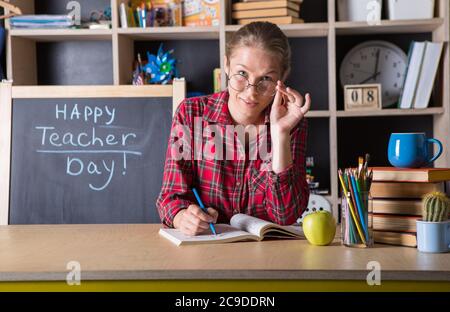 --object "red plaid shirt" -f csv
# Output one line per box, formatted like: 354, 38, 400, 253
156, 90, 309, 227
